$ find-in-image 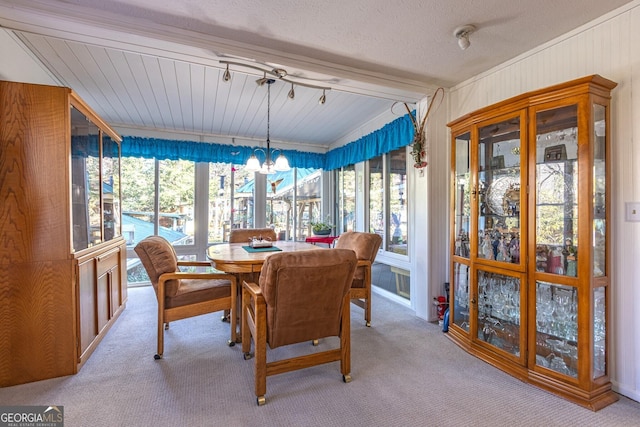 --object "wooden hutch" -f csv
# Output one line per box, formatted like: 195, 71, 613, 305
0, 81, 127, 386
